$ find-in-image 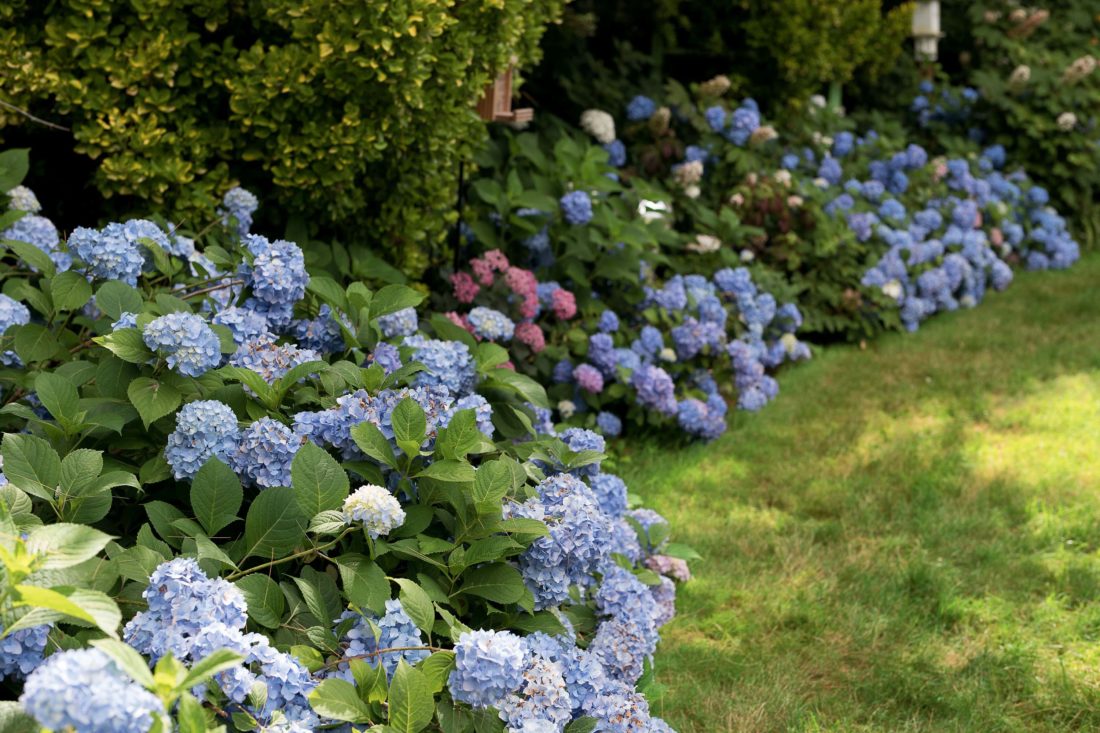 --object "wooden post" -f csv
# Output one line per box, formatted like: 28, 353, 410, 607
477, 65, 533, 124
